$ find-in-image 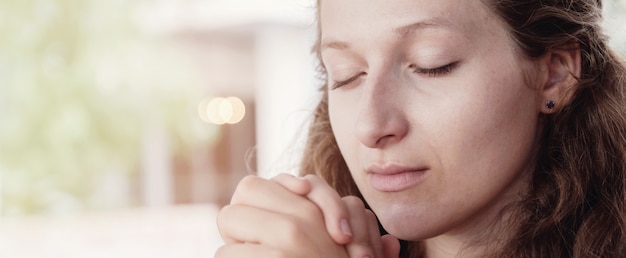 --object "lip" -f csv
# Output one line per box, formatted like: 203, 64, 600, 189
367, 164, 429, 192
